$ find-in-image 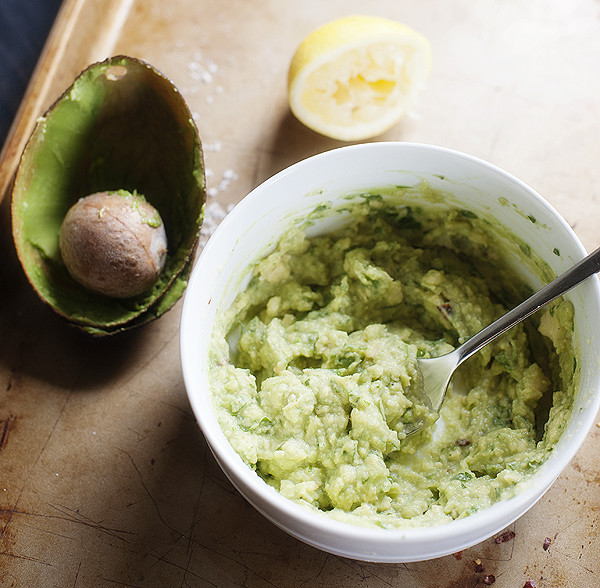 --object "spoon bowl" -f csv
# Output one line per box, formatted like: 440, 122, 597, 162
412, 245, 600, 435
